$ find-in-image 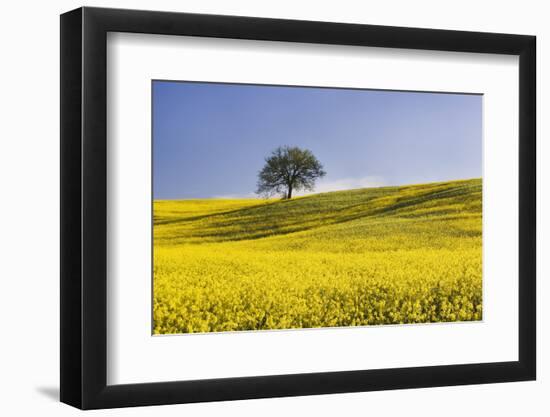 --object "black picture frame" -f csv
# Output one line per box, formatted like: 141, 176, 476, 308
60, 6, 536, 410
